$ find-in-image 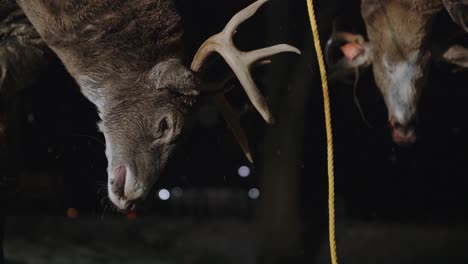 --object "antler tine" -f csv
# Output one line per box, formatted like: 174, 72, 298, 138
203, 63, 270, 163
244, 44, 301, 66
191, 0, 301, 123
223, 0, 269, 37
214, 94, 253, 163
191, 0, 301, 162
190, 0, 270, 69
200, 60, 274, 163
